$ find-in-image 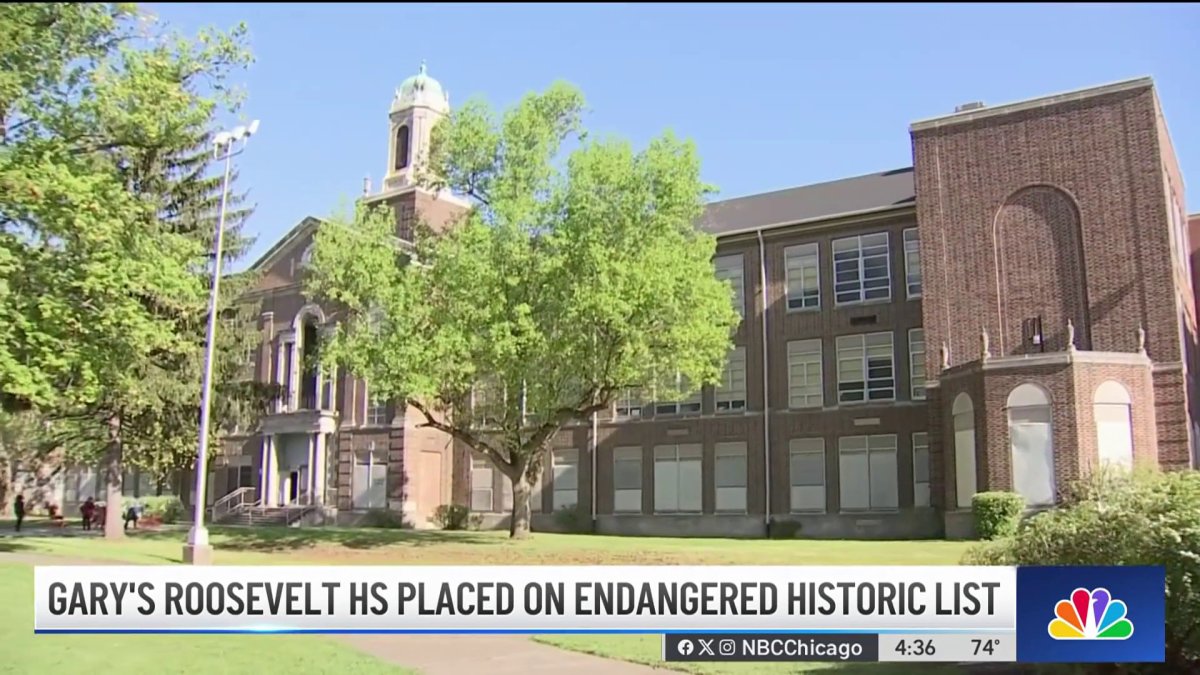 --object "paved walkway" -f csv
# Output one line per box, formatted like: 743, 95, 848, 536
2, 551, 663, 674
